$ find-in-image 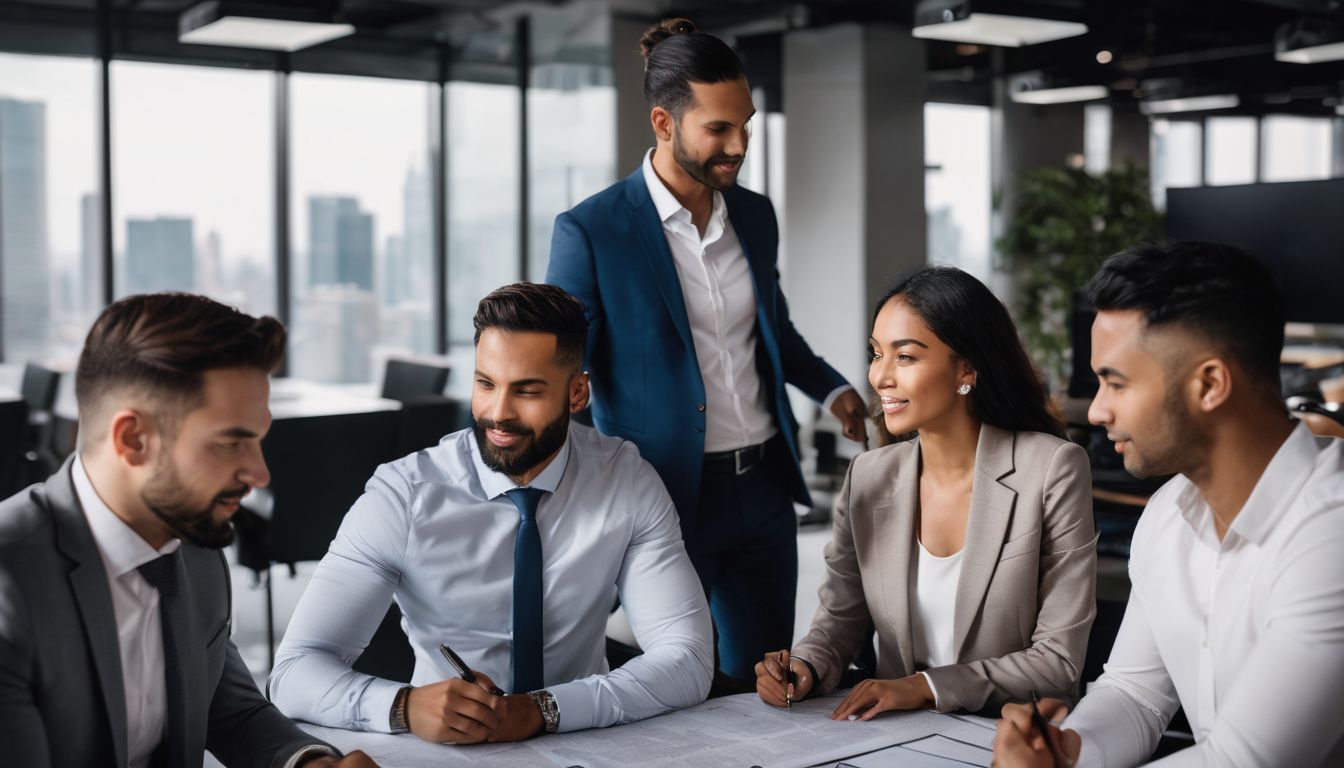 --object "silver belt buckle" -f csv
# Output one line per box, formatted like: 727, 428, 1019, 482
734, 446, 753, 475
